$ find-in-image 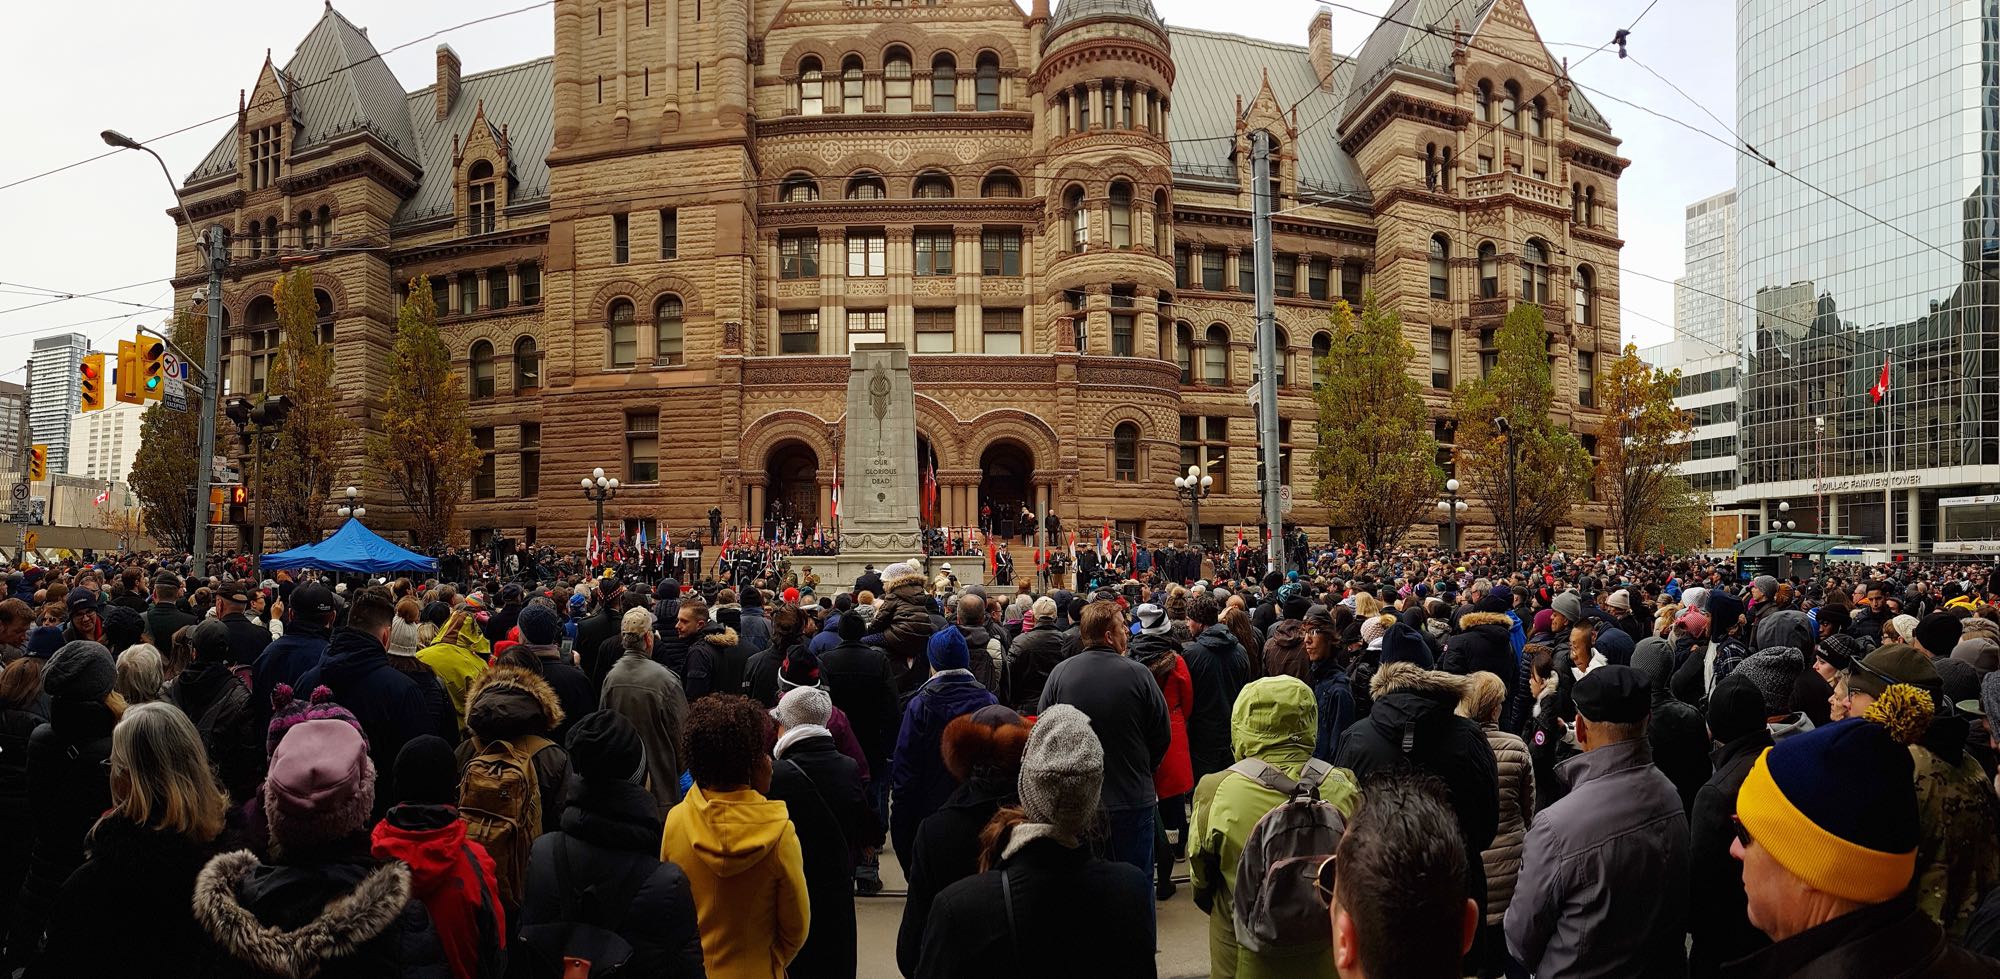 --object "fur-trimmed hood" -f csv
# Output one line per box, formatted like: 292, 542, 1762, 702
695, 624, 738, 648
884, 570, 929, 595
1370, 660, 1471, 700
464, 664, 565, 742
195, 850, 413, 978
1457, 611, 1516, 631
